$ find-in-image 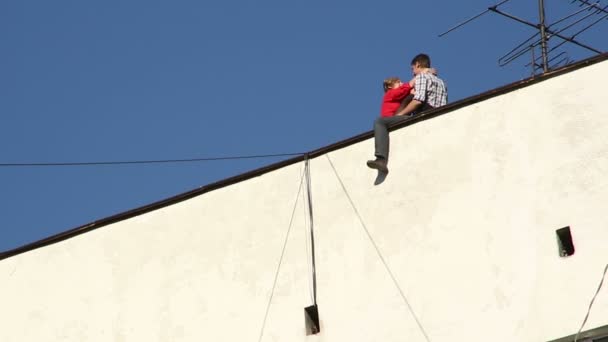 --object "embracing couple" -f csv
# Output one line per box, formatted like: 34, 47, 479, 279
367, 53, 448, 173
